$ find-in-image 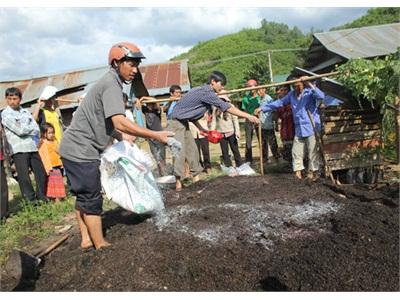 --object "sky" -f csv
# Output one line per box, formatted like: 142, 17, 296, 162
0, 3, 389, 81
